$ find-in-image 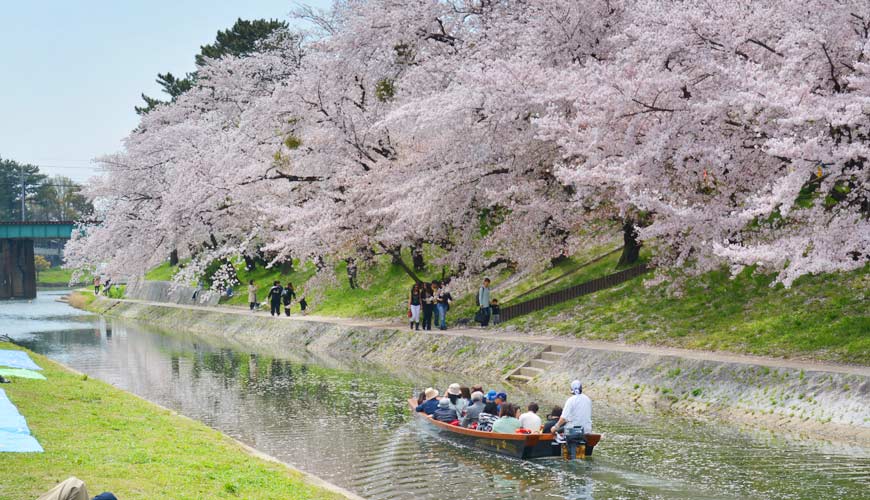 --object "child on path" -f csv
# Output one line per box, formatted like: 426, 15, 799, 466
491, 298, 501, 325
